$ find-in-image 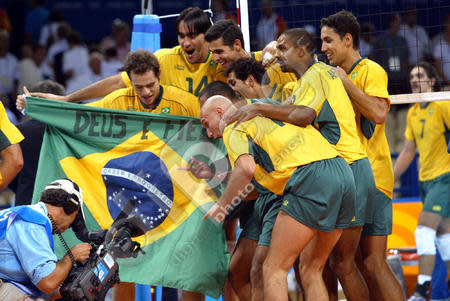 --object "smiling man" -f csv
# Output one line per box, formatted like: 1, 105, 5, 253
320, 10, 404, 301
87, 50, 200, 117
205, 20, 296, 101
